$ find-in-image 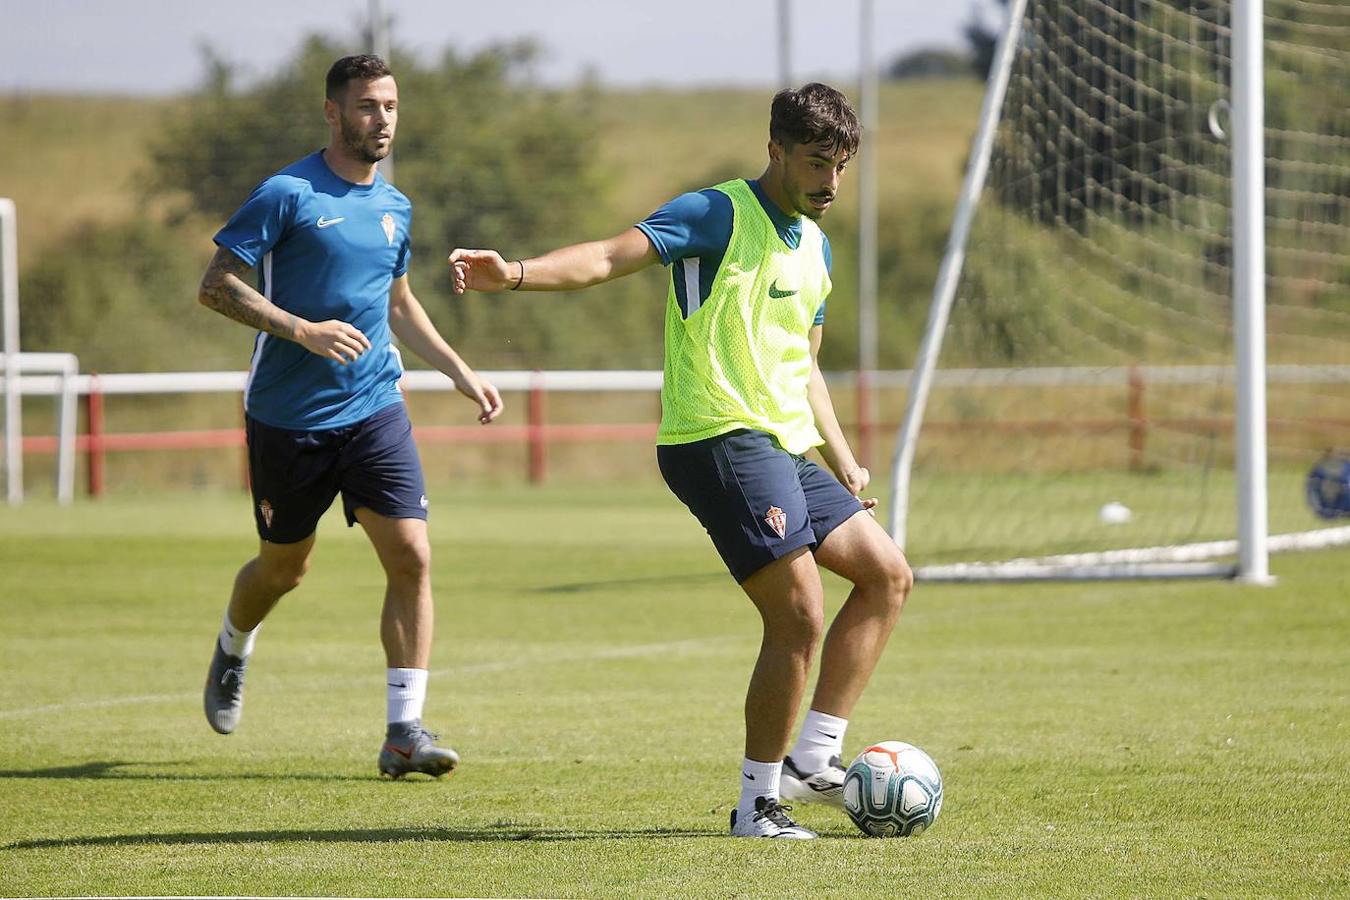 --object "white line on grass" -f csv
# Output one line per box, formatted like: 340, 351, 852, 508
0, 691, 197, 719
0, 636, 741, 720
440, 636, 737, 676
